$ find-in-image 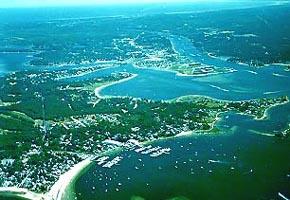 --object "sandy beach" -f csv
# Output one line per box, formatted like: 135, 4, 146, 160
254, 97, 289, 121
172, 94, 229, 103
44, 158, 93, 200
94, 74, 138, 99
